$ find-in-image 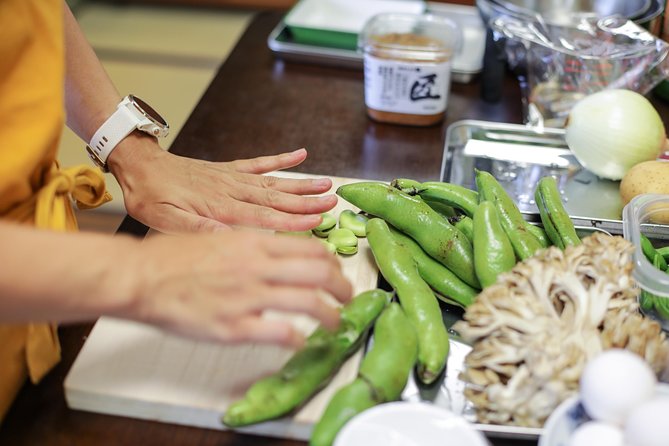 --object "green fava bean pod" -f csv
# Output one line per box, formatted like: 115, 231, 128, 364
449, 215, 474, 243
222, 289, 390, 428
534, 176, 581, 249
337, 182, 479, 288
390, 227, 478, 308
473, 201, 516, 288
475, 170, 543, 260
309, 379, 377, 446
656, 246, 669, 265
390, 178, 422, 194
366, 218, 449, 384
415, 181, 480, 218
310, 303, 417, 446
358, 302, 418, 401
525, 223, 551, 248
